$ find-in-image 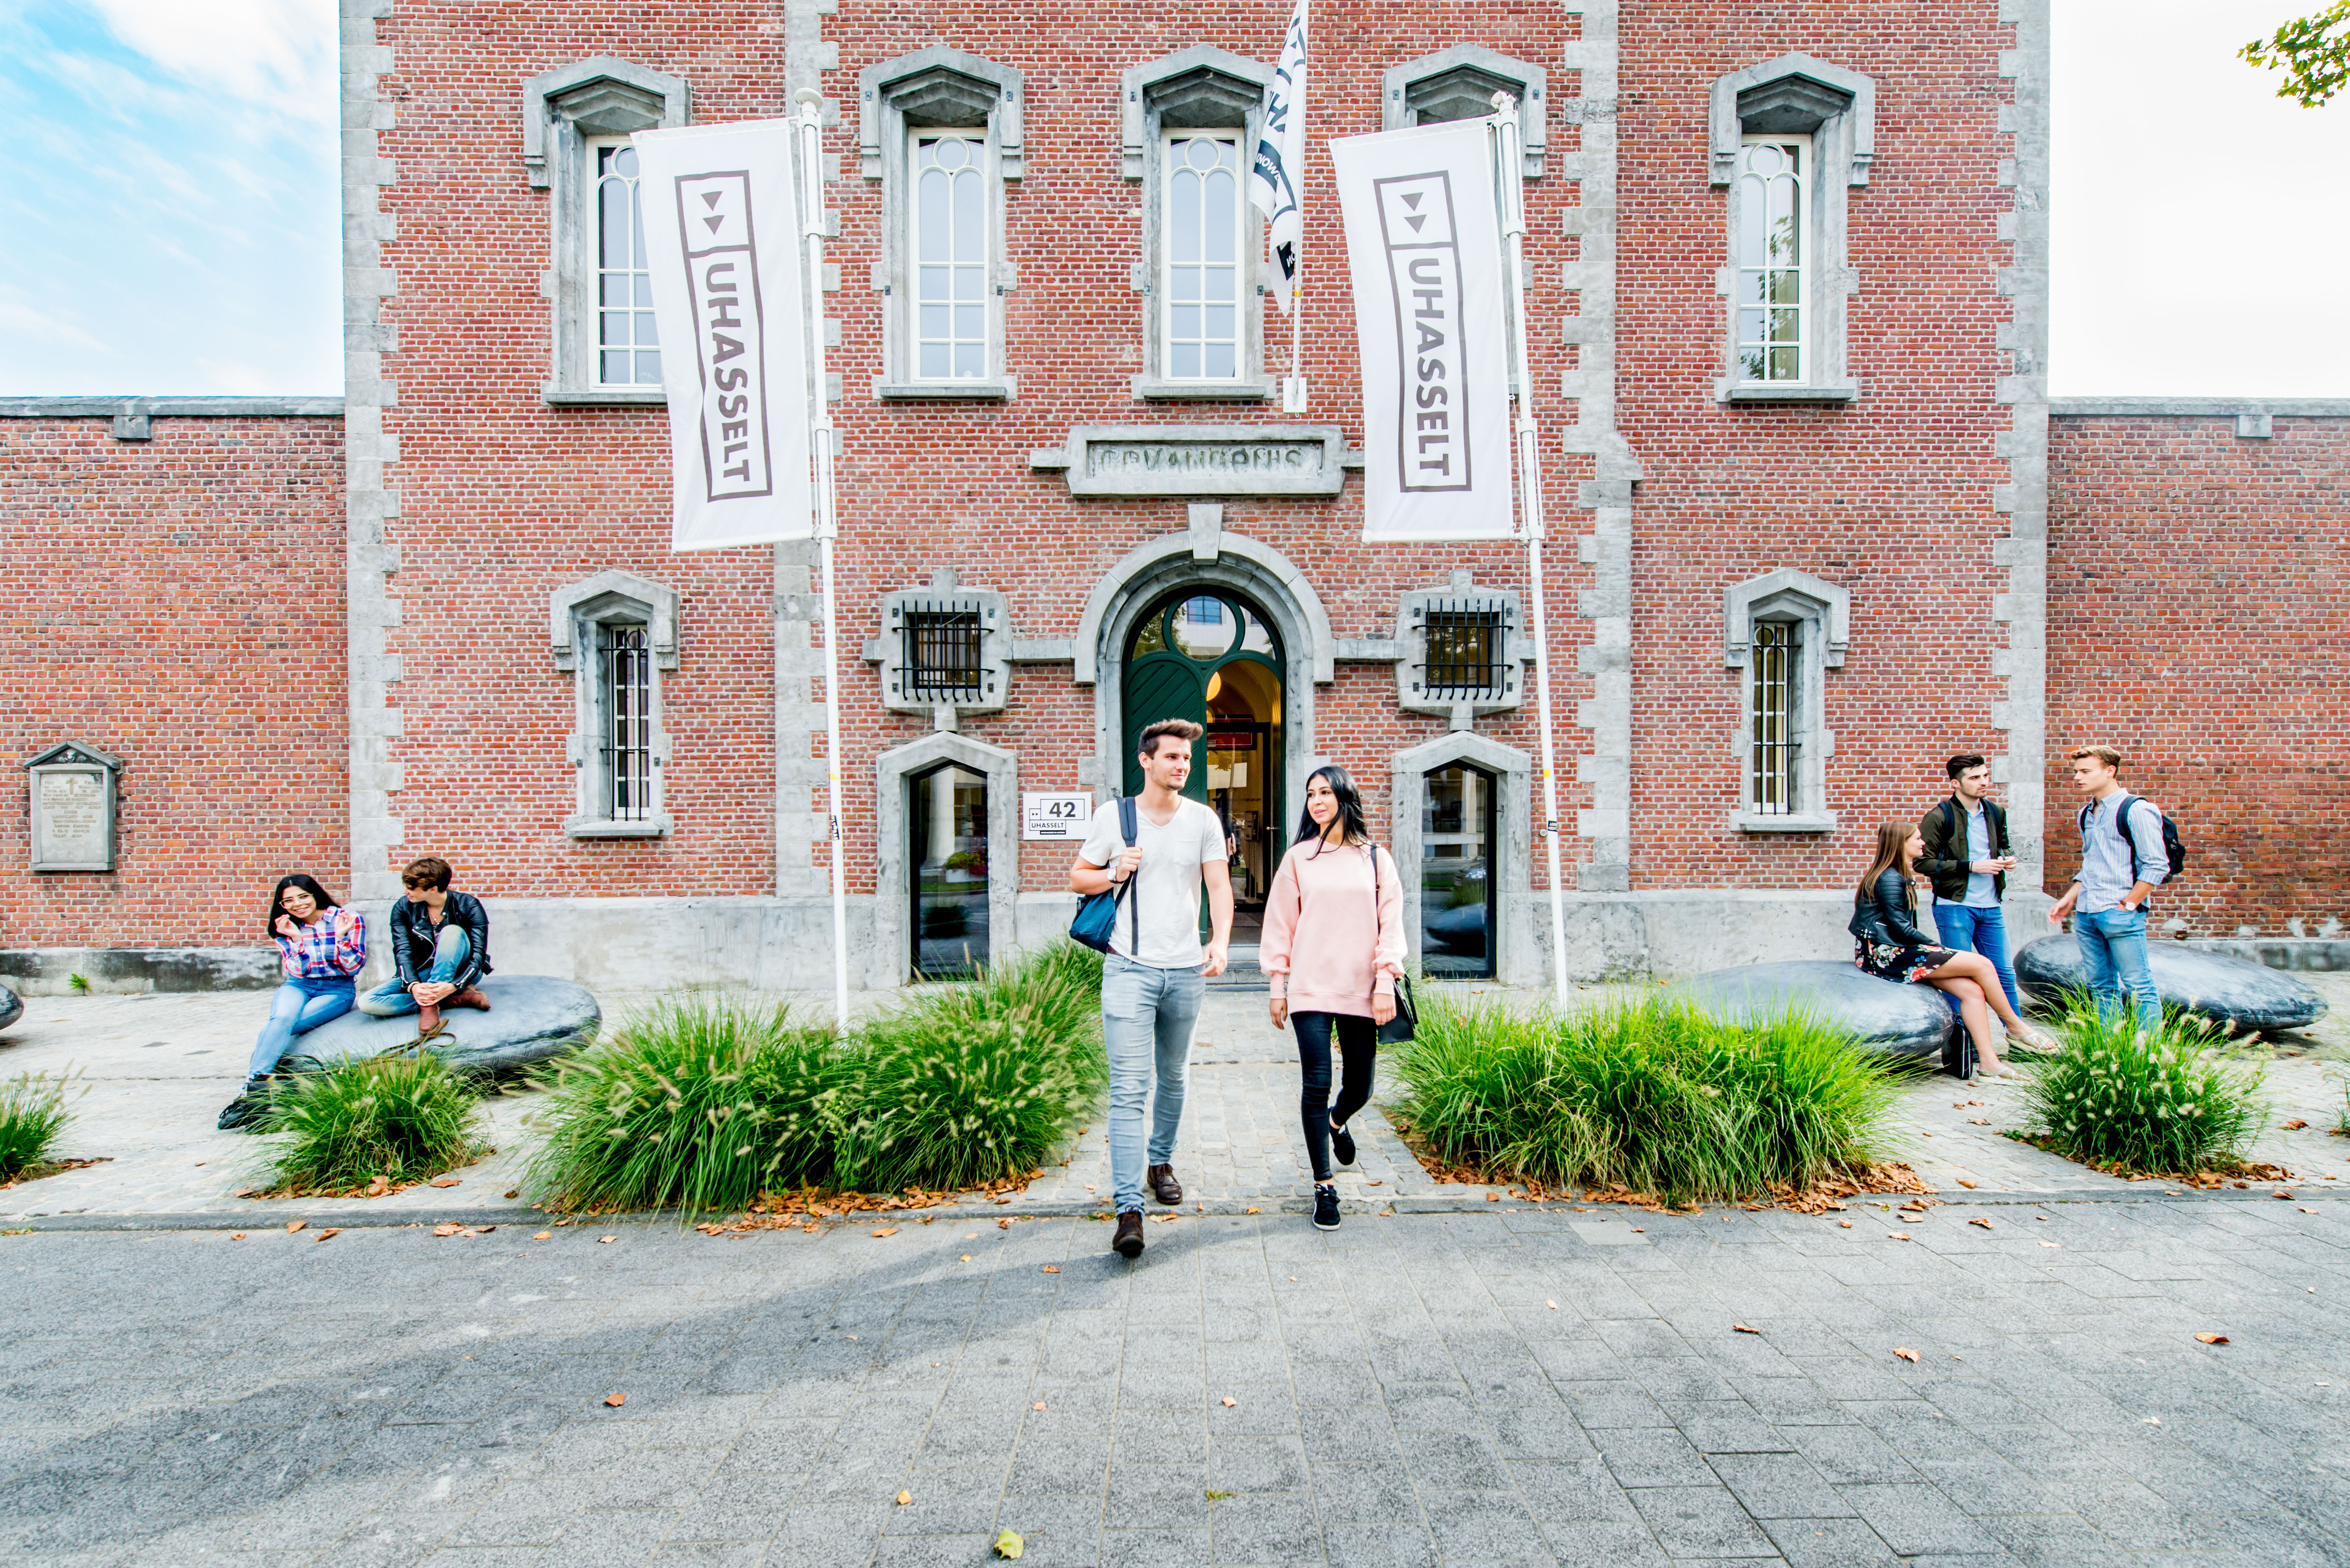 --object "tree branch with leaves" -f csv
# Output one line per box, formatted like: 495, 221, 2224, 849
2243, 0, 2350, 107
